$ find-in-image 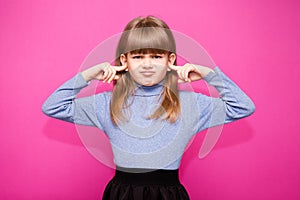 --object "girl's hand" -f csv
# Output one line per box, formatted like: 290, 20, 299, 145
168, 63, 214, 83
81, 62, 128, 83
